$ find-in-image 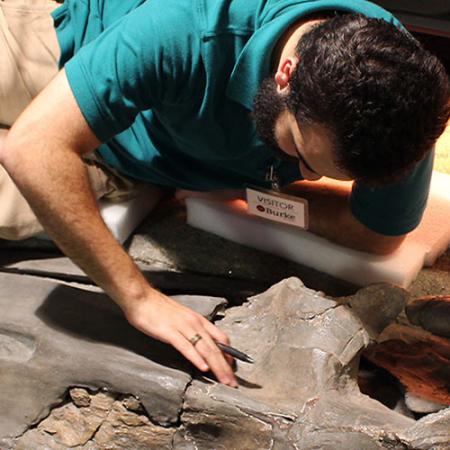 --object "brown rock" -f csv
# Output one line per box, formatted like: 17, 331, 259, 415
406, 295, 450, 338
122, 396, 142, 412
94, 402, 174, 450
365, 323, 450, 406
70, 388, 91, 408
37, 391, 115, 447
13, 429, 71, 450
